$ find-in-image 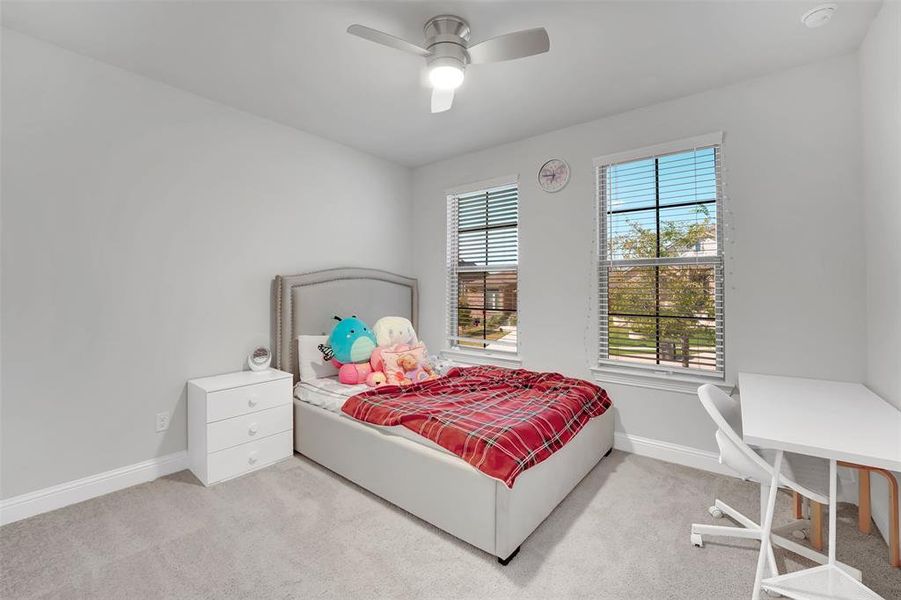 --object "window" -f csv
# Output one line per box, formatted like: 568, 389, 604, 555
447, 181, 518, 354
596, 134, 724, 376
